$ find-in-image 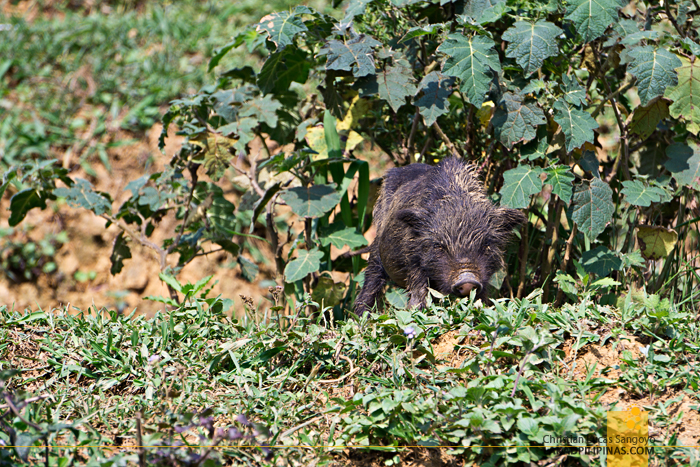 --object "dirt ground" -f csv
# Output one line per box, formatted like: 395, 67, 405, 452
0, 124, 282, 317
